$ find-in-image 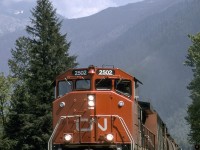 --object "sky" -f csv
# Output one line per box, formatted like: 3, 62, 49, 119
1, 0, 144, 19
